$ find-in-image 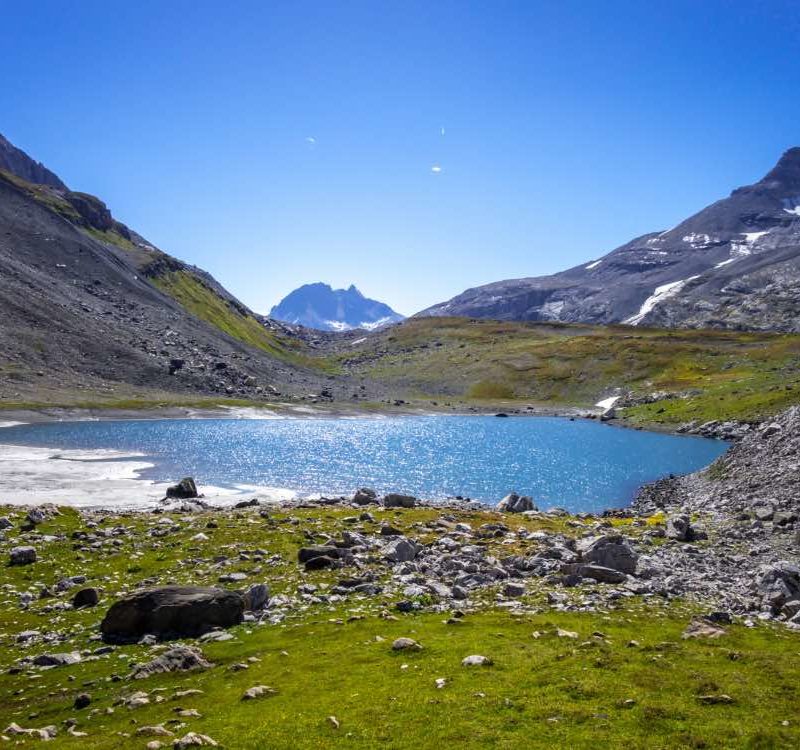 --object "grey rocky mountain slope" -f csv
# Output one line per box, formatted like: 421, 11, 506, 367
420, 148, 800, 331
0, 134, 66, 190
0, 134, 330, 404
270, 282, 404, 331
